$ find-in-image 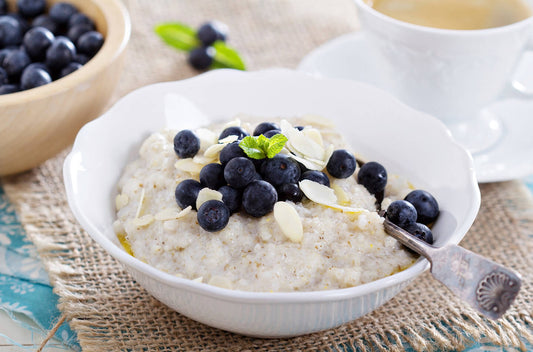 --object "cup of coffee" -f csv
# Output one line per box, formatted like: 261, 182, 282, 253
353, 0, 533, 152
